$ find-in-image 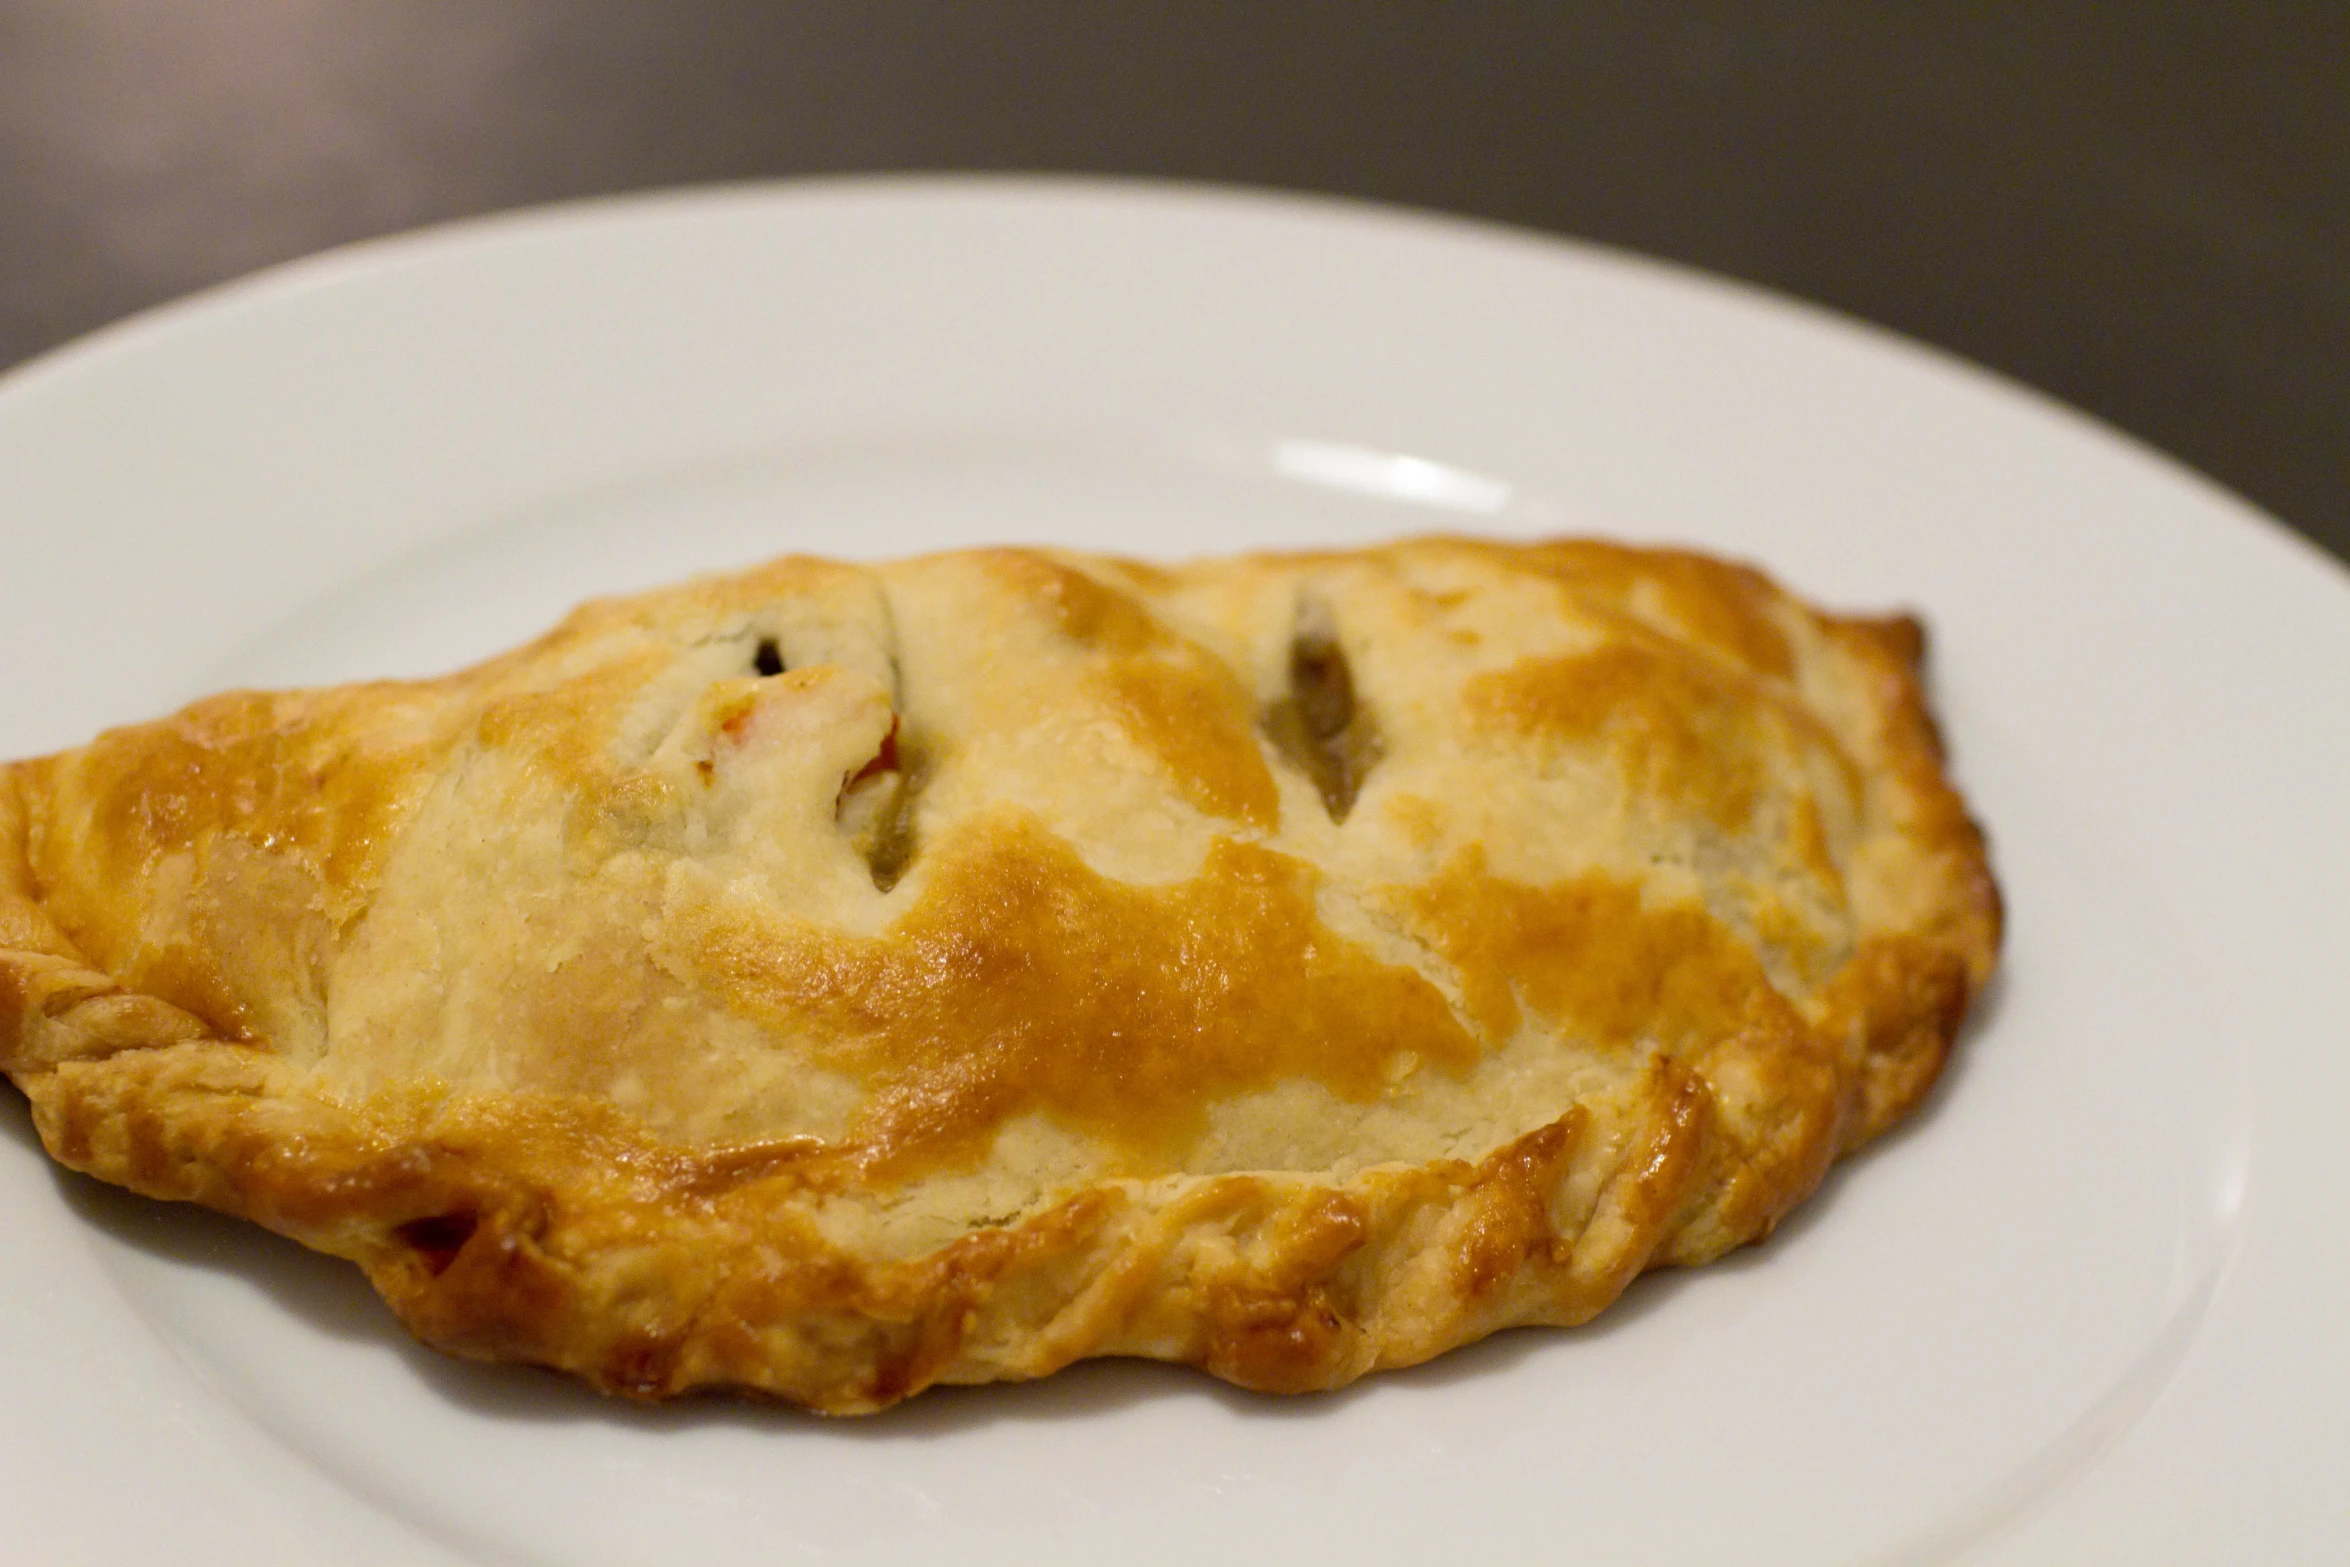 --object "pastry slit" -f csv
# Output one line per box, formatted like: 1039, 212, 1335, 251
837, 613, 921, 889
855, 742, 920, 892
1264, 594, 1382, 822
